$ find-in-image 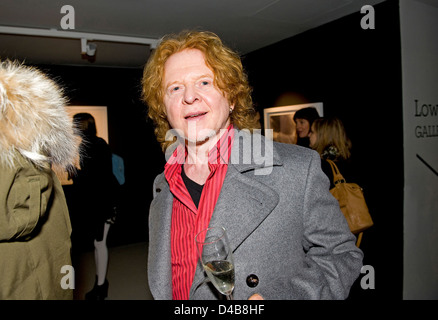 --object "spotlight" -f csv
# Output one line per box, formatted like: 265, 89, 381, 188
81, 38, 97, 57
86, 42, 97, 56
